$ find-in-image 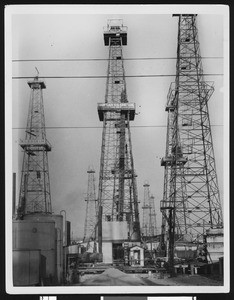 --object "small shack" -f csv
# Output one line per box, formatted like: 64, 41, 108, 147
129, 245, 144, 267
